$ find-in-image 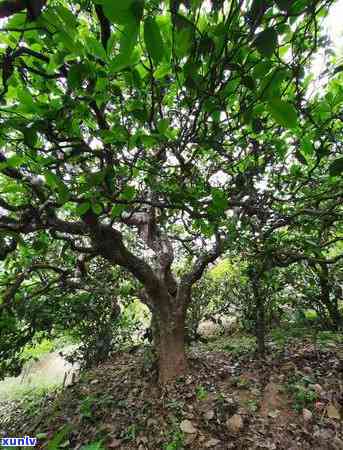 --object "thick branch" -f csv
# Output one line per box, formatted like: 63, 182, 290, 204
47, 215, 88, 236
0, 151, 46, 202
0, 0, 46, 19
274, 252, 343, 268
85, 219, 167, 304
49, 230, 95, 254
122, 209, 177, 294
179, 232, 226, 302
